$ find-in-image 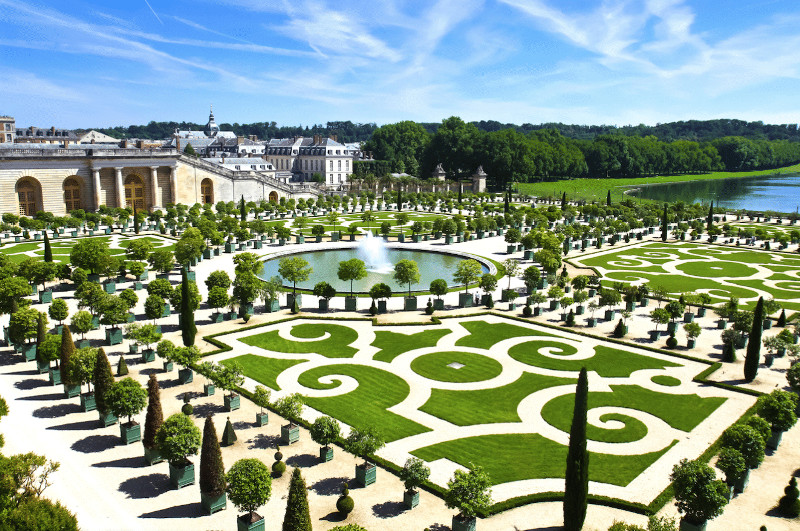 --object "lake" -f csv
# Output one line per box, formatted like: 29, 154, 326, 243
626, 173, 800, 213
